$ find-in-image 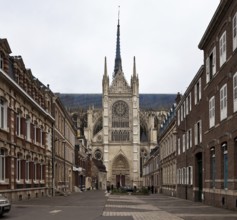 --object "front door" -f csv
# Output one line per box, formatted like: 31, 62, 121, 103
116, 174, 125, 187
